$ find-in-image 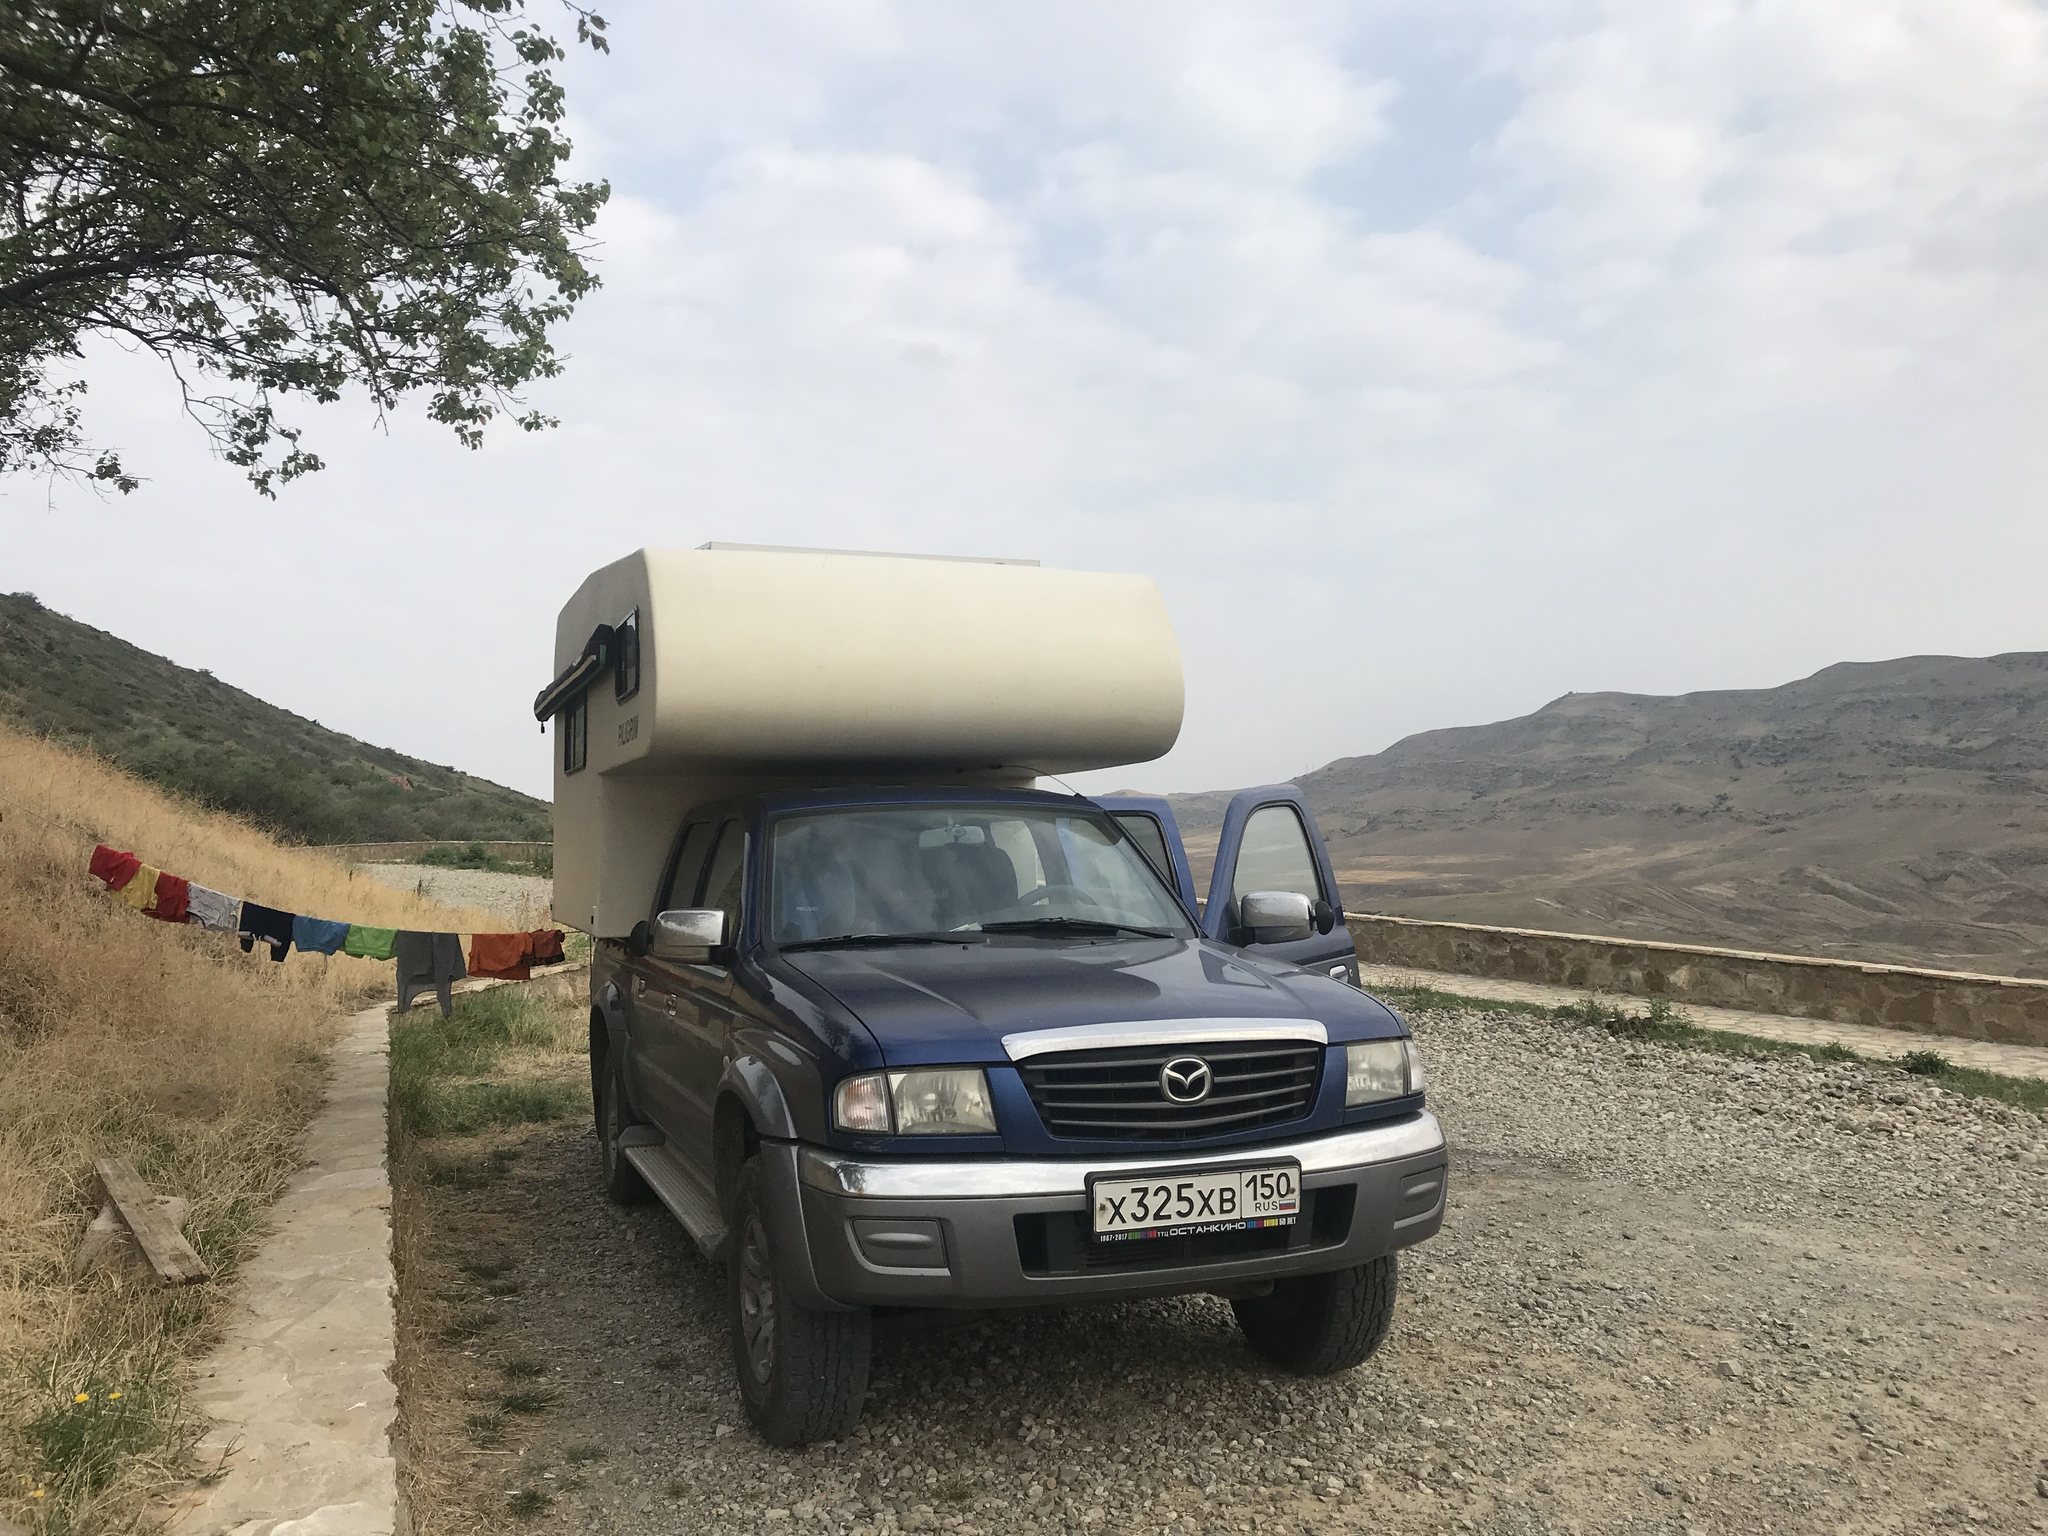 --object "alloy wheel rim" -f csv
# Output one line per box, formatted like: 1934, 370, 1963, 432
739, 1216, 776, 1385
